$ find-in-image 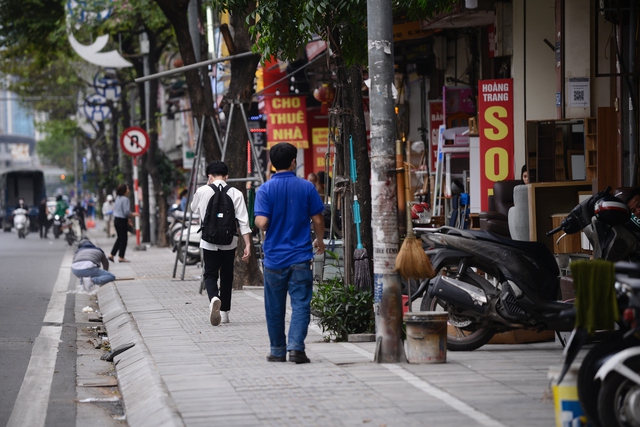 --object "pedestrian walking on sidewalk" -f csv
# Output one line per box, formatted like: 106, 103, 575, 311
191, 161, 252, 326
71, 239, 115, 293
102, 194, 115, 237
109, 184, 138, 263
254, 142, 326, 364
